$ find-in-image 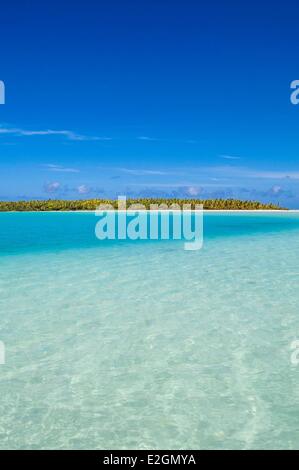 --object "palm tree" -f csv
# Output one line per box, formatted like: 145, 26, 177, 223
0, 198, 285, 211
